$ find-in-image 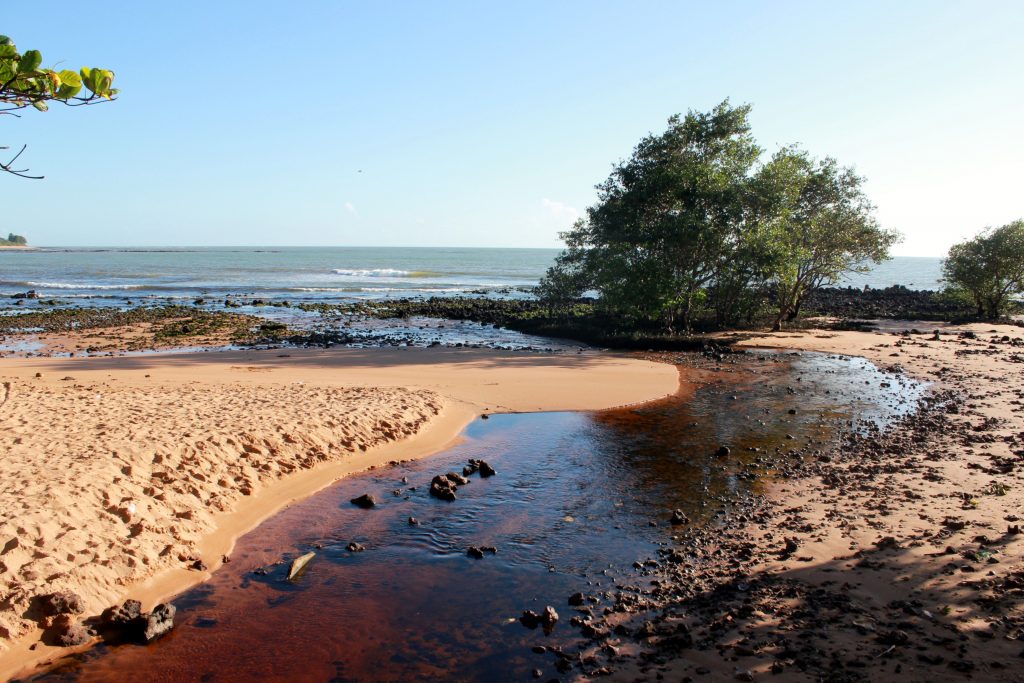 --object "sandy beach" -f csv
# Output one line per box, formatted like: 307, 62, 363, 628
0, 346, 678, 679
